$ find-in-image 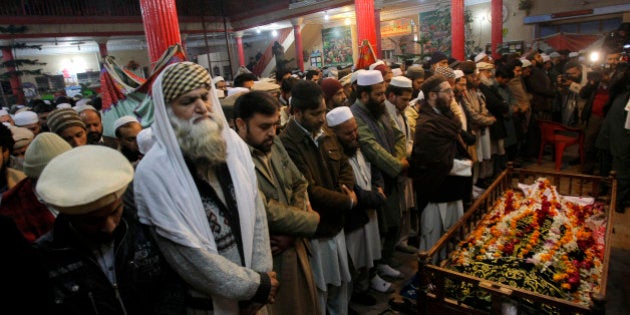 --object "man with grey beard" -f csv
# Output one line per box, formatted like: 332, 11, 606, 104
134, 62, 278, 314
